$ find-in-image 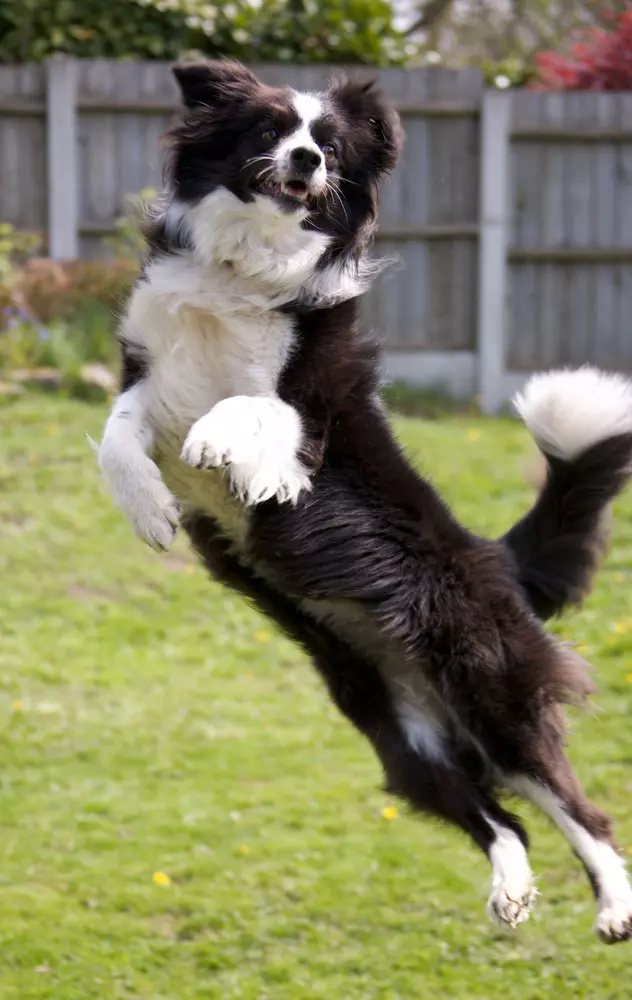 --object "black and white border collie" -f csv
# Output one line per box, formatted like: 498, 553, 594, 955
99, 60, 632, 943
